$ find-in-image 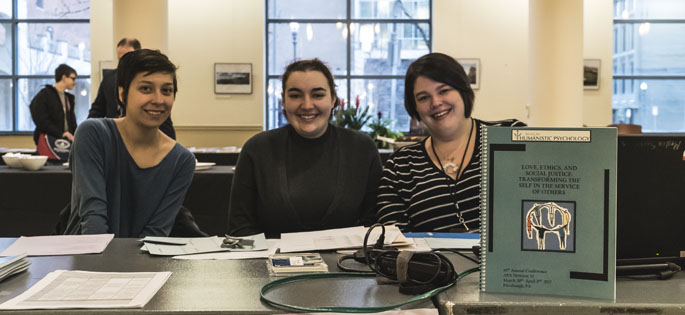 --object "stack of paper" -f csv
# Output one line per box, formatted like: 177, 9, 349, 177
0, 234, 114, 257
172, 239, 279, 260
0, 254, 29, 283
140, 234, 268, 256
0, 270, 170, 310
402, 232, 480, 250
268, 253, 328, 274
279, 225, 414, 253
